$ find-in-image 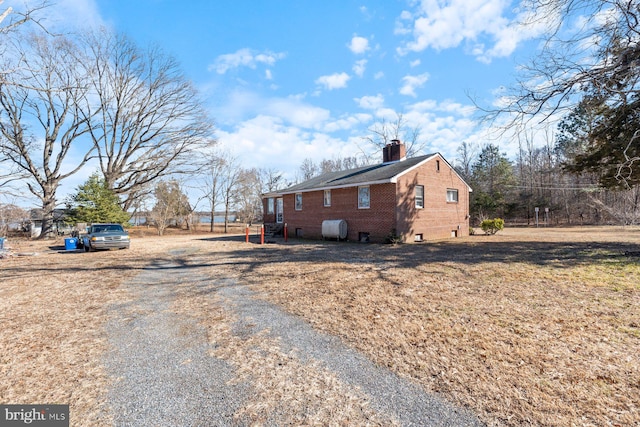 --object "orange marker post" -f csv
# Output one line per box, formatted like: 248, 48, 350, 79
260, 224, 265, 245
245, 225, 249, 243
284, 223, 288, 242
